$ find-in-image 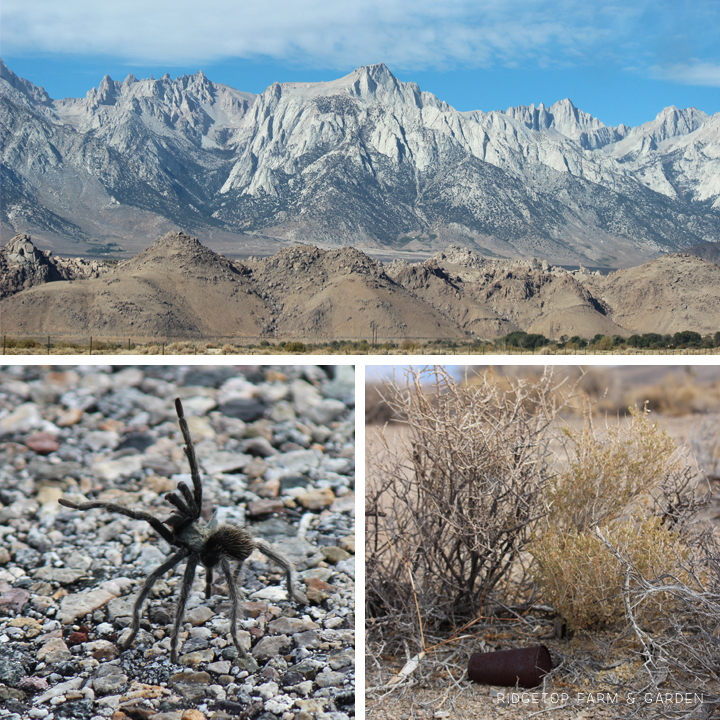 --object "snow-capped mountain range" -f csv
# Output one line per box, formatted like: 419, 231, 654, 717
2, 59, 719, 266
